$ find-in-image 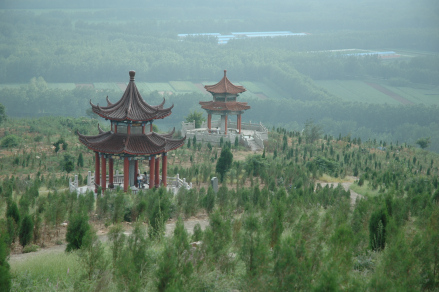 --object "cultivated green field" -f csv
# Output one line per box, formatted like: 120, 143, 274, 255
315, 80, 439, 105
